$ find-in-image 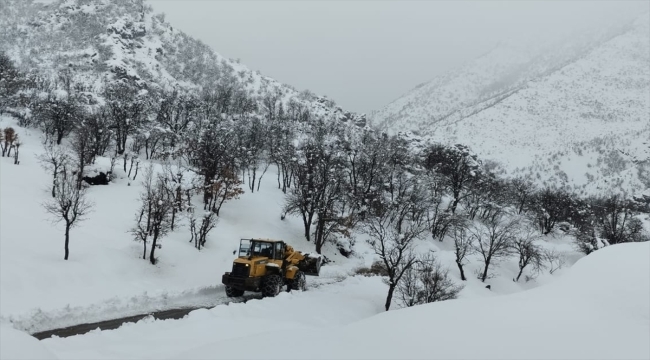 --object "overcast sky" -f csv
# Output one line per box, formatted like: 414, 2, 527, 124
36, 0, 648, 113
141, 0, 646, 114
